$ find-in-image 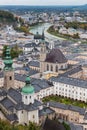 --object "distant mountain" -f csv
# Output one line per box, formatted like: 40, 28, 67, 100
73, 4, 87, 10
0, 5, 77, 14
0, 10, 17, 26
0, 5, 87, 13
